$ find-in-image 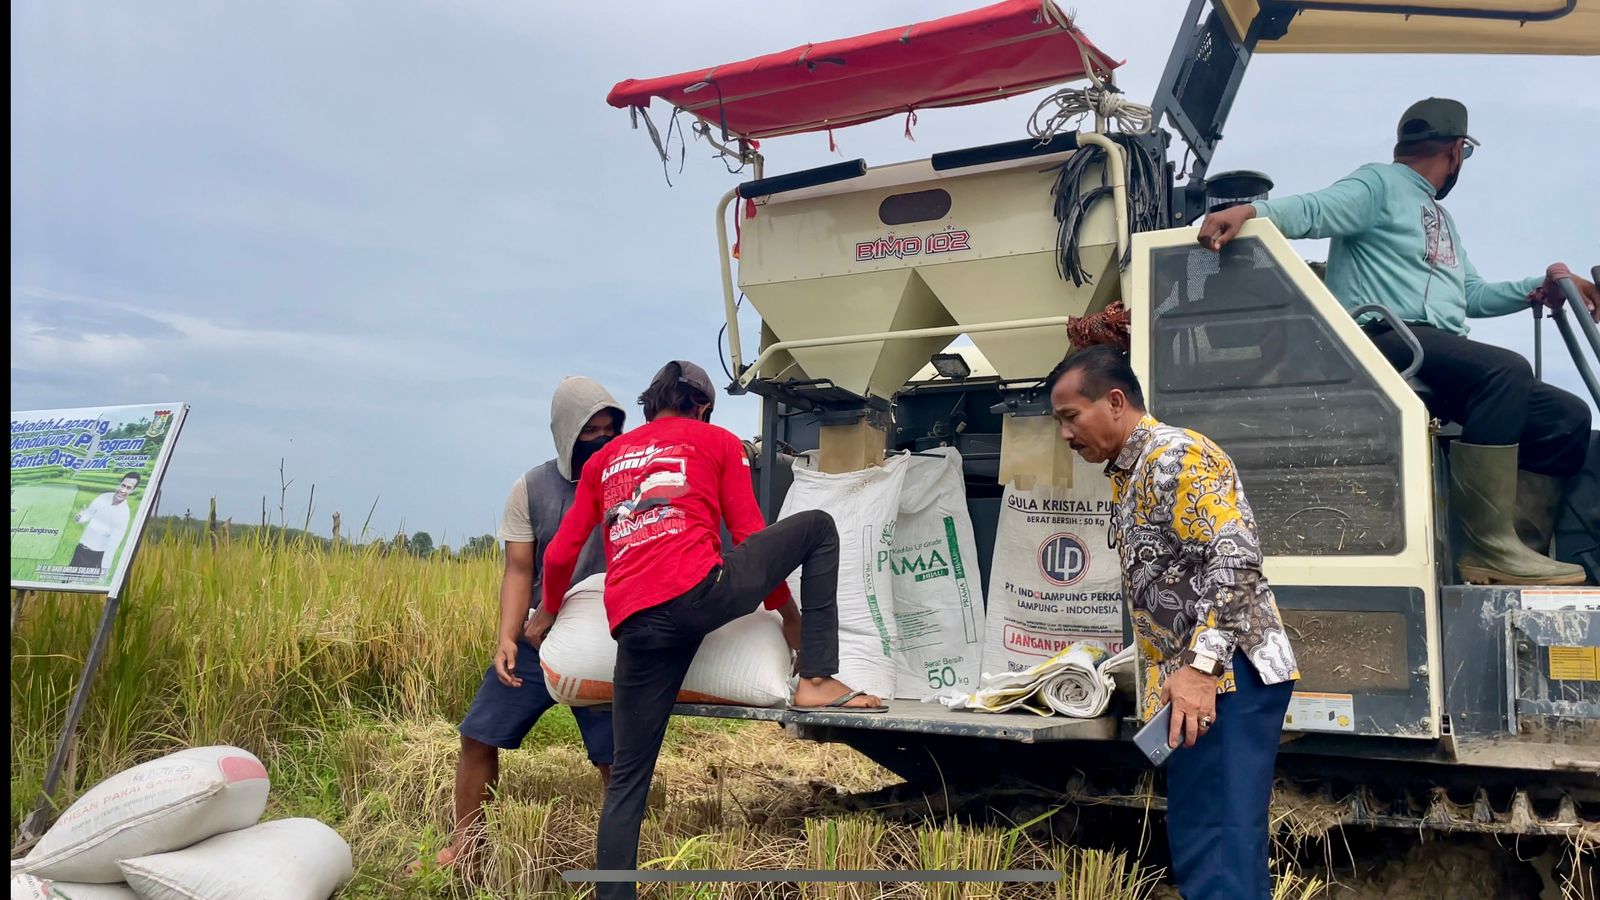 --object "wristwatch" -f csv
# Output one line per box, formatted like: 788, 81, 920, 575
1181, 649, 1225, 677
